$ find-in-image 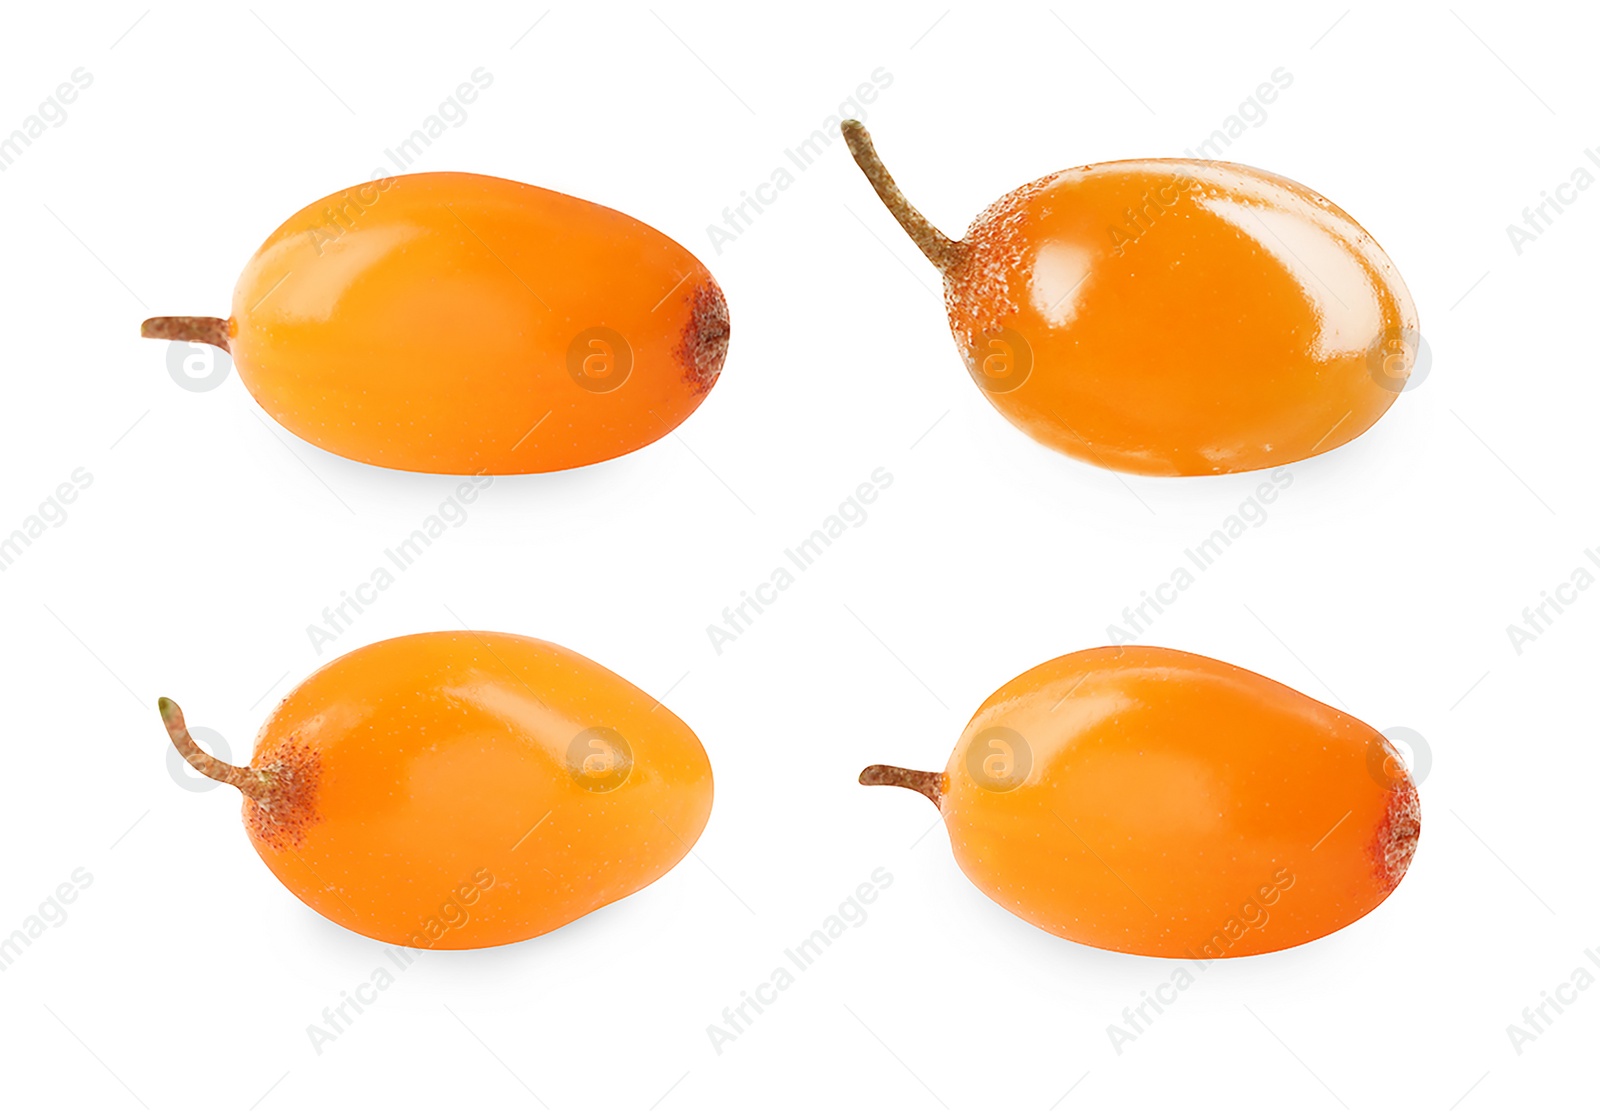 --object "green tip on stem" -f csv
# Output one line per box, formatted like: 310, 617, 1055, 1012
157, 695, 273, 800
